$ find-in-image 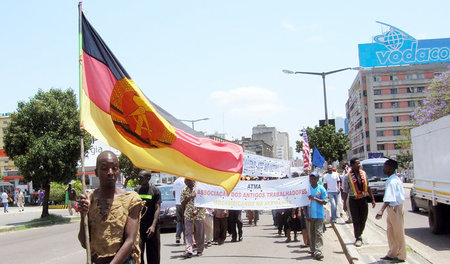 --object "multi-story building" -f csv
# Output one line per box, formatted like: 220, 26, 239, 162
235, 137, 273, 157
347, 64, 449, 159
251, 124, 291, 160
347, 22, 449, 159
0, 113, 17, 178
